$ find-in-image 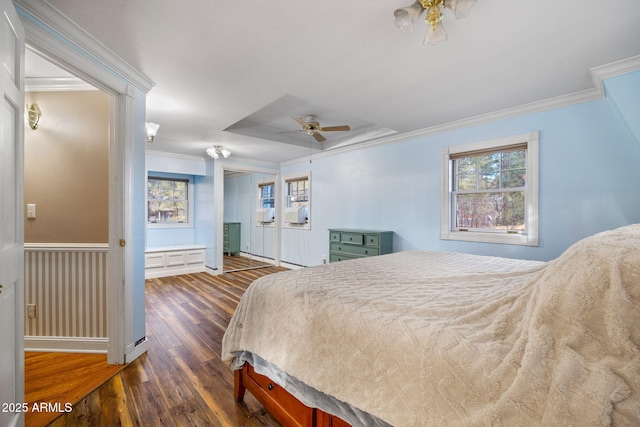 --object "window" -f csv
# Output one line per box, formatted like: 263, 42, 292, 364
258, 182, 275, 209
256, 180, 276, 225
147, 175, 193, 225
441, 132, 538, 246
286, 177, 309, 209
284, 174, 310, 228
